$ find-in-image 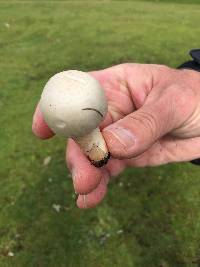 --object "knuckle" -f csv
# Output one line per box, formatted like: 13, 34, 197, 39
166, 84, 196, 117
151, 64, 171, 74
129, 110, 158, 138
